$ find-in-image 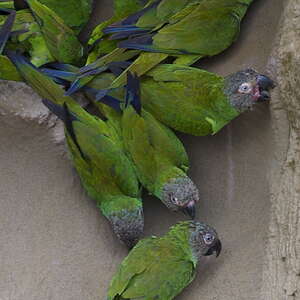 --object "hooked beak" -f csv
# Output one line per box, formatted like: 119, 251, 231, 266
181, 202, 196, 219
256, 75, 276, 102
205, 239, 222, 258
